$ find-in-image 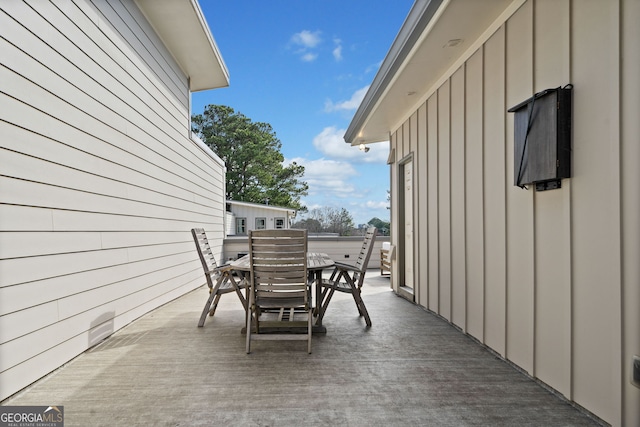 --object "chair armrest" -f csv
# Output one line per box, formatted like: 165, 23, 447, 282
331, 261, 360, 272
207, 264, 233, 275
323, 262, 359, 281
